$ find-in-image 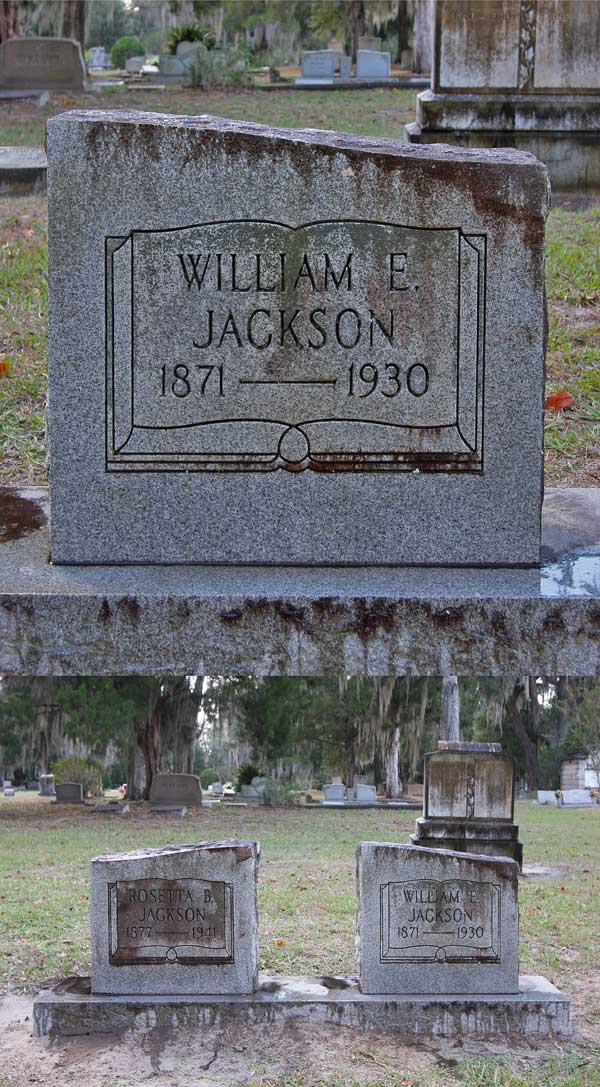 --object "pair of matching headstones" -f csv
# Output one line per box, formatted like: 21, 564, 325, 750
91, 839, 518, 997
